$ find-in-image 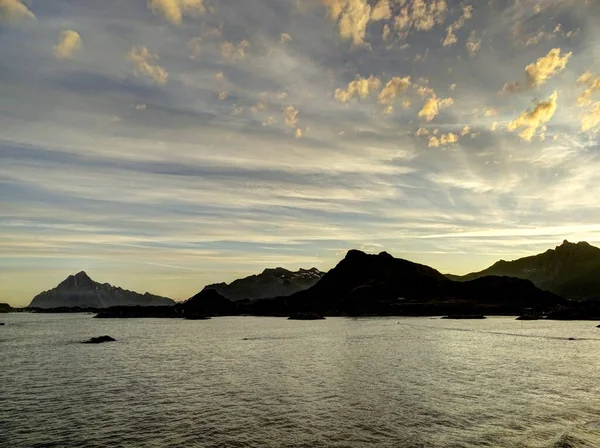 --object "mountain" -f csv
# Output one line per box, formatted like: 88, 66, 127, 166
94, 250, 569, 319
447, 240, 600, 301
29, 271, 174, 309
202, 267, 325, 301
250, 250, 564, 316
